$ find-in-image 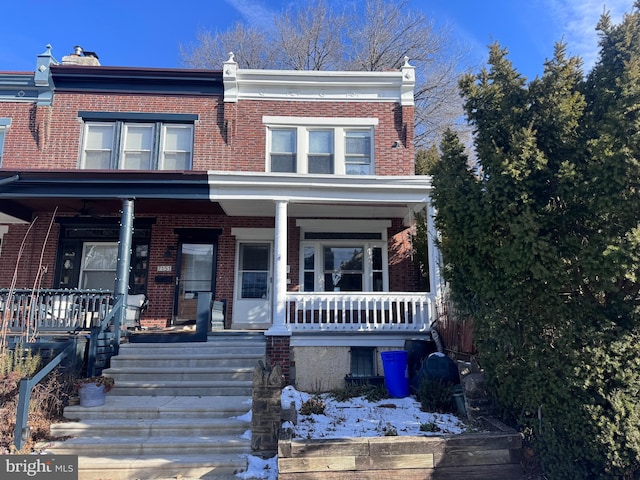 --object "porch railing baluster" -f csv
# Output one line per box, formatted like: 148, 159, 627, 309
0, 289, 113, 333
285, 292, 433, 333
